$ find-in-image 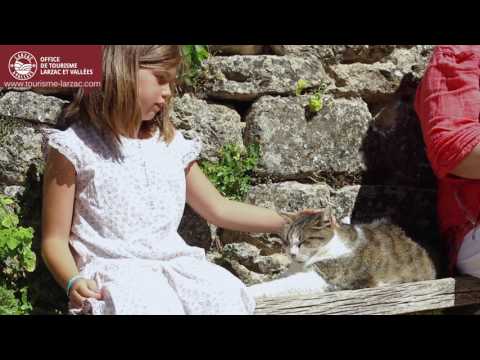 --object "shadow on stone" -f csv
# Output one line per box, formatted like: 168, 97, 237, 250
178, 204, 213, 250
351, 74, 448, 277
